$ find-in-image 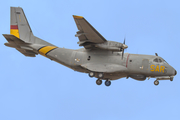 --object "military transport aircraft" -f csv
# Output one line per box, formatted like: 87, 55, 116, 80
3, 7, 177, 86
